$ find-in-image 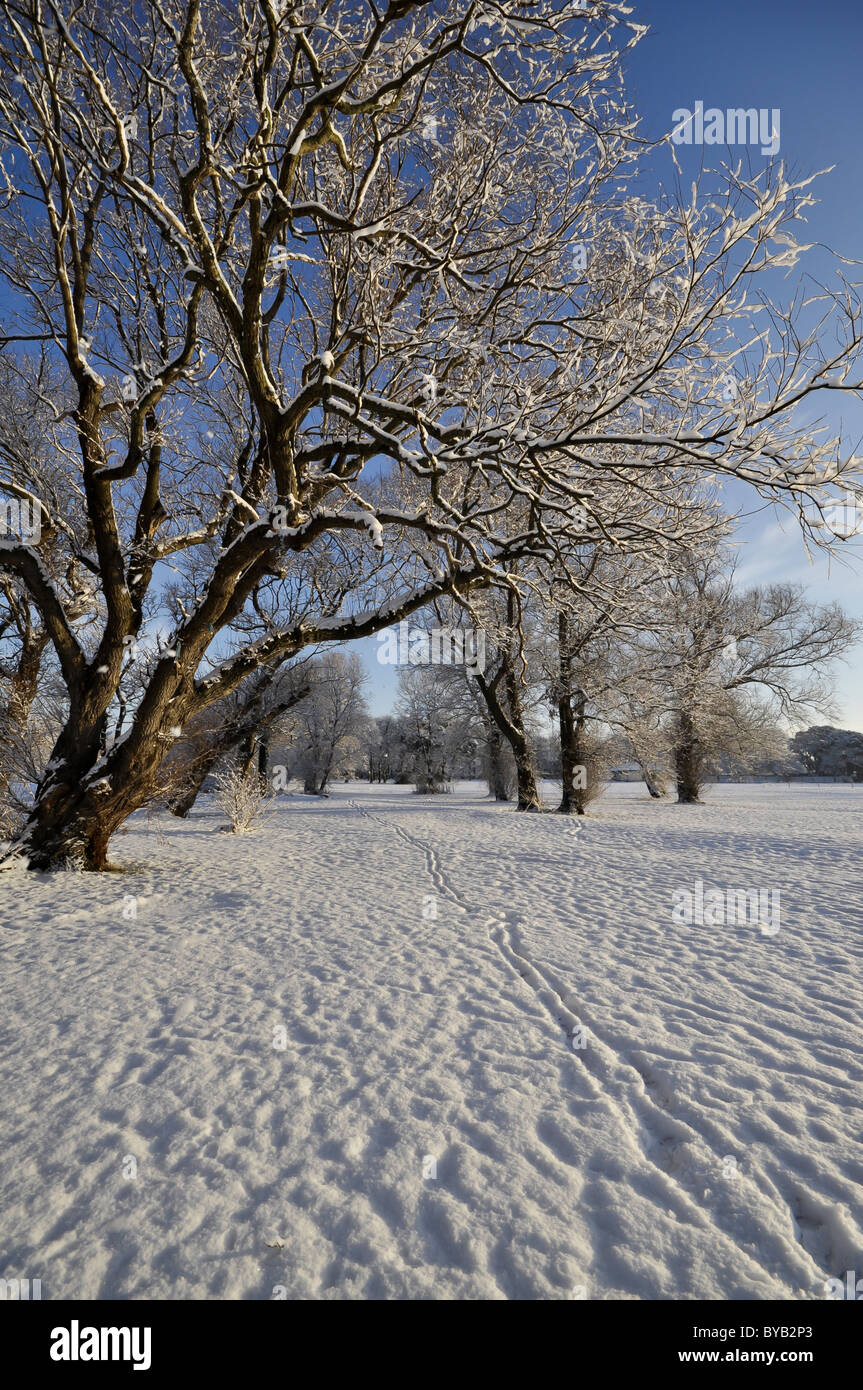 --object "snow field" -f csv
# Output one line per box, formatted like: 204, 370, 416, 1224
1, 781, 861, 1300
